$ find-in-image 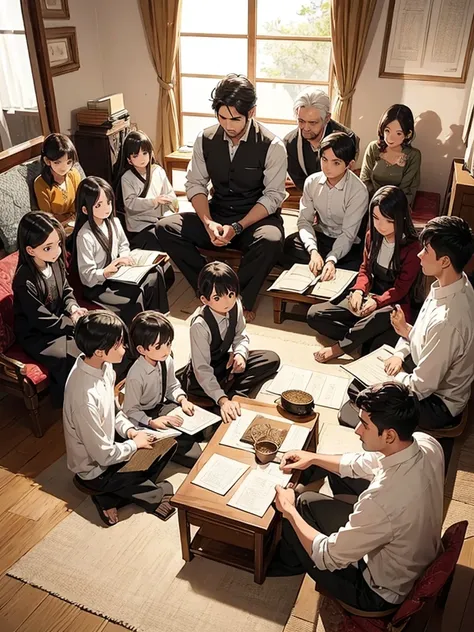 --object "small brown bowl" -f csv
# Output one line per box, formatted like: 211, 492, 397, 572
281, 389, 314, 416
255, 440, 278, 464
